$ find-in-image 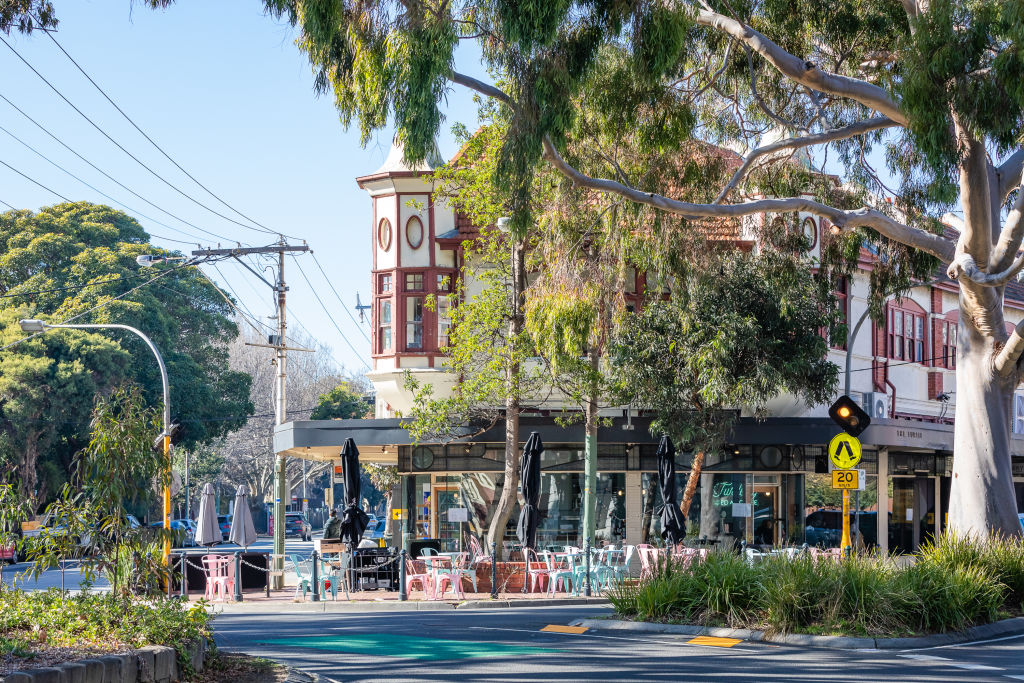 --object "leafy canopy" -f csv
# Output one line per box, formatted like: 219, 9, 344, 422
0, 202, 253, 502
610, 250, 840, 450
